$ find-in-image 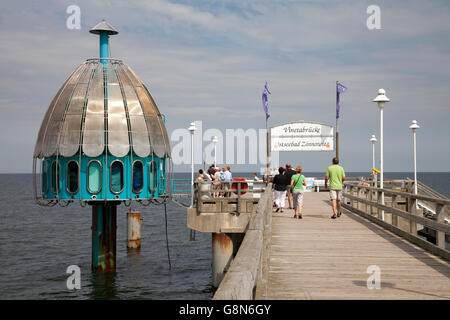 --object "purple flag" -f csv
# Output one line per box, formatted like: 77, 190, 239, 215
262, 83, 271, 120
336, 82, 347, 119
